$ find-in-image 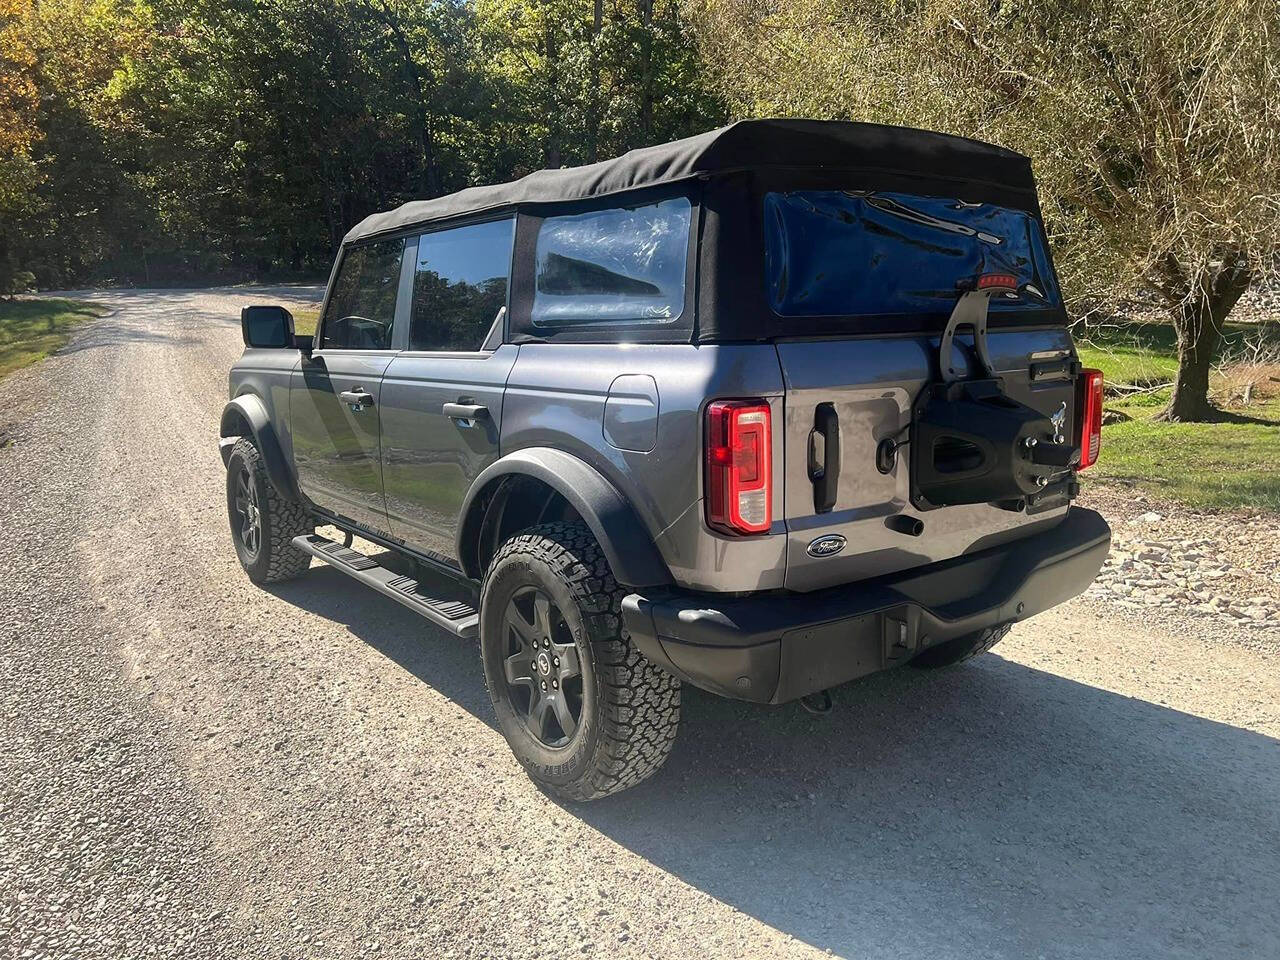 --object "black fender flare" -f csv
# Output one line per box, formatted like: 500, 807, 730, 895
457, 448, 673, 589
219, 394, 302, 502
